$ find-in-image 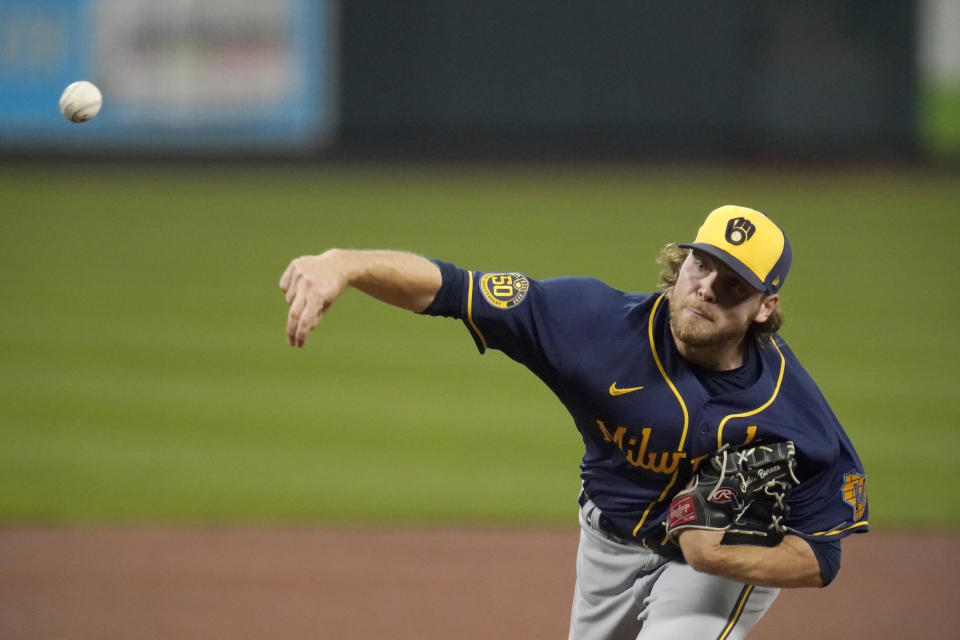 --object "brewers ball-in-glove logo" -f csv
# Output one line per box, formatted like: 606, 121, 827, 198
725, 217, 756, 245
480, 273, 529, 309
